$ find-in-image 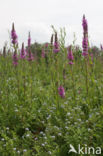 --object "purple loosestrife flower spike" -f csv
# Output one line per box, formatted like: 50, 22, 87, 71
82, 15, 88, 56
3, 46, 6, 57
51, 34, 53, 46
58, 86, 65, 98
13, 51, 18, 66
28, 32, 31, 48
53, 32, 60, 53
82, 15, 88, 34
45, 43, 48, 48
67, 46, 74, 65
27, 32, 34, 61
20, 43, 26, 59
28, 52, 34, 61
41, 48, 45, 58
11, 23, 18, 45
100, 44, 103, 51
